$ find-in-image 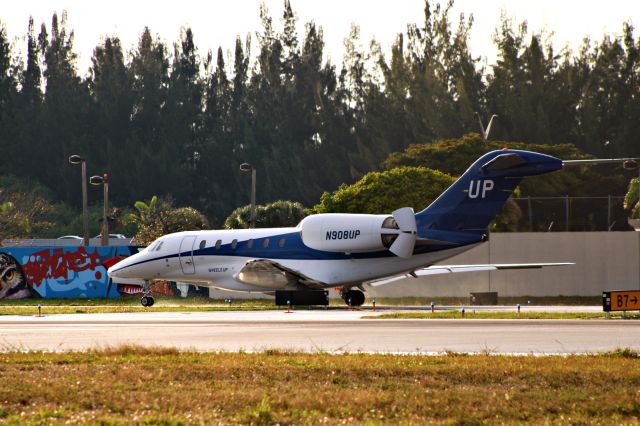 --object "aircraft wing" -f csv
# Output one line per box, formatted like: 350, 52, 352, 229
367, 262, 574, 287
236, 259, 326, 289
